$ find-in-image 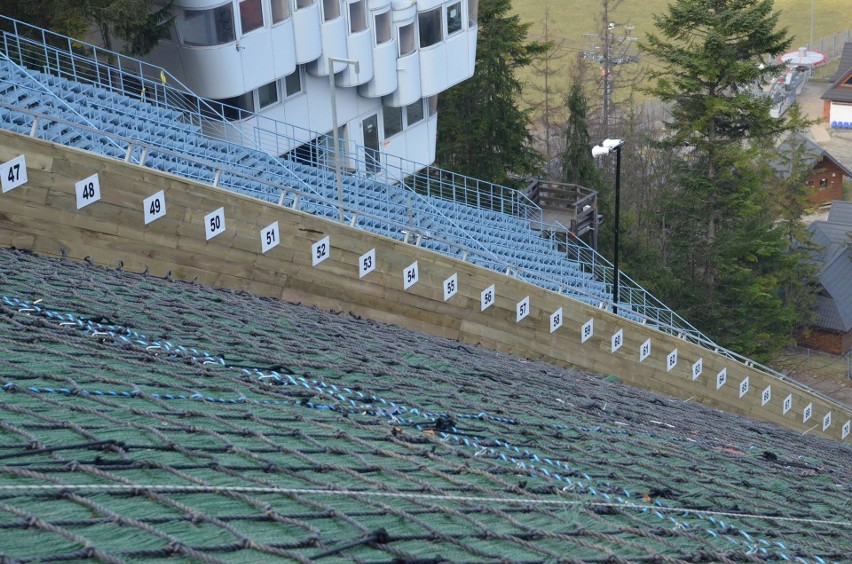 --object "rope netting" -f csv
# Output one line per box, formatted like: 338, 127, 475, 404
0, 248, 849, 562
